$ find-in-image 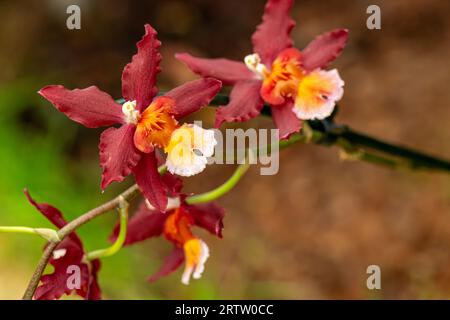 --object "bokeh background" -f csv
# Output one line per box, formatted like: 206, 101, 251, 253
0, 0, 449, 299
